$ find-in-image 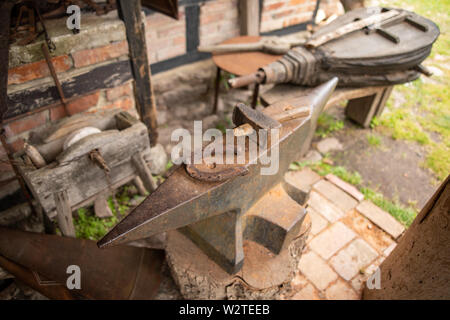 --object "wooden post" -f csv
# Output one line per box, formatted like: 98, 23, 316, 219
345, 87, 389, 128
0, 1, 13, 122
117, 0, 158, 146
363, 176, 450, 299
132, 152, 157, 193
54, 191, 76, 237
239, 0, 260, 36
